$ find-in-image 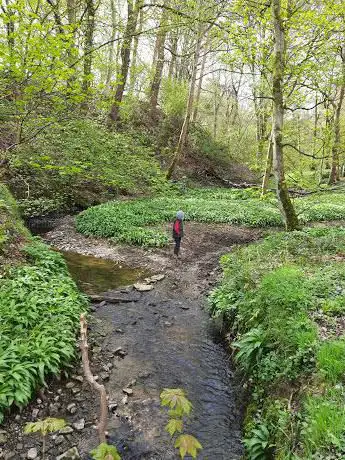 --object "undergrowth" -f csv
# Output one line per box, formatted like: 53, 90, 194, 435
0, 239, 88, 422
210, 227, 345, 459
76, 188, 345, 247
